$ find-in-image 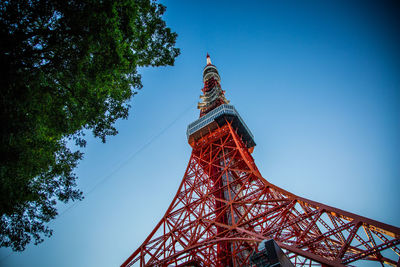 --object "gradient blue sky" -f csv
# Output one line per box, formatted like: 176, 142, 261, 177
1, 1, 399, 266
